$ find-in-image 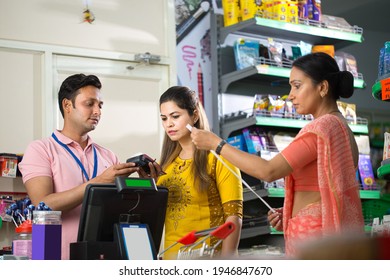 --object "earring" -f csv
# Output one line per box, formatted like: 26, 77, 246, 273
320, 92, 326, 98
